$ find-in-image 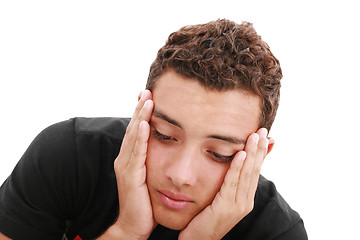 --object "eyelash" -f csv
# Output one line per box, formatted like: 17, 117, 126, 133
152, 129, 235, 163
208, 151, 235, 163
152, 129, 177, 141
